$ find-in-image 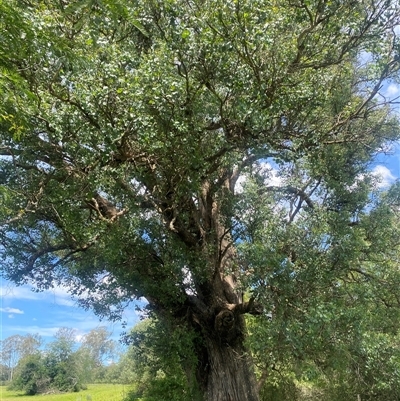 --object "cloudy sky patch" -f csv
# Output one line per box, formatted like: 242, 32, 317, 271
235, 162, 282, 194
384, 83, 400, 97
2, 282, 77, 307
1, 307, 24, 314
1, 279, 140, 343
372, 165, 396, 188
